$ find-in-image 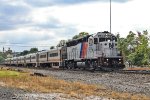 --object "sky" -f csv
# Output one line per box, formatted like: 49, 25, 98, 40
0, 0, 150, 52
